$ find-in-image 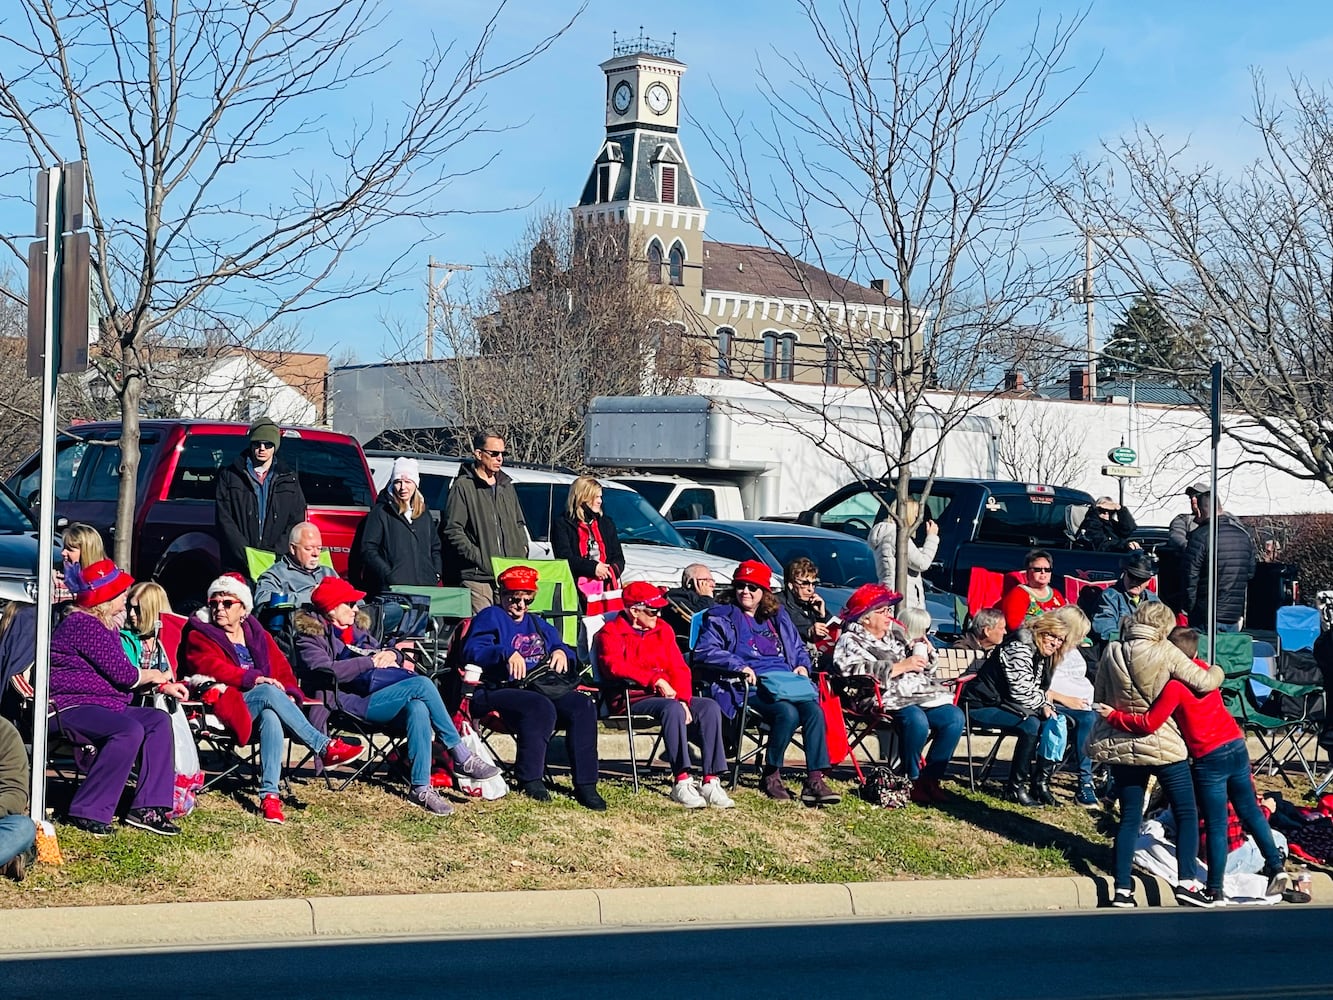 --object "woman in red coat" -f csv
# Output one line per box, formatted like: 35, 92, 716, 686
180, 574, 362, 824
595, 581, 733, 809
